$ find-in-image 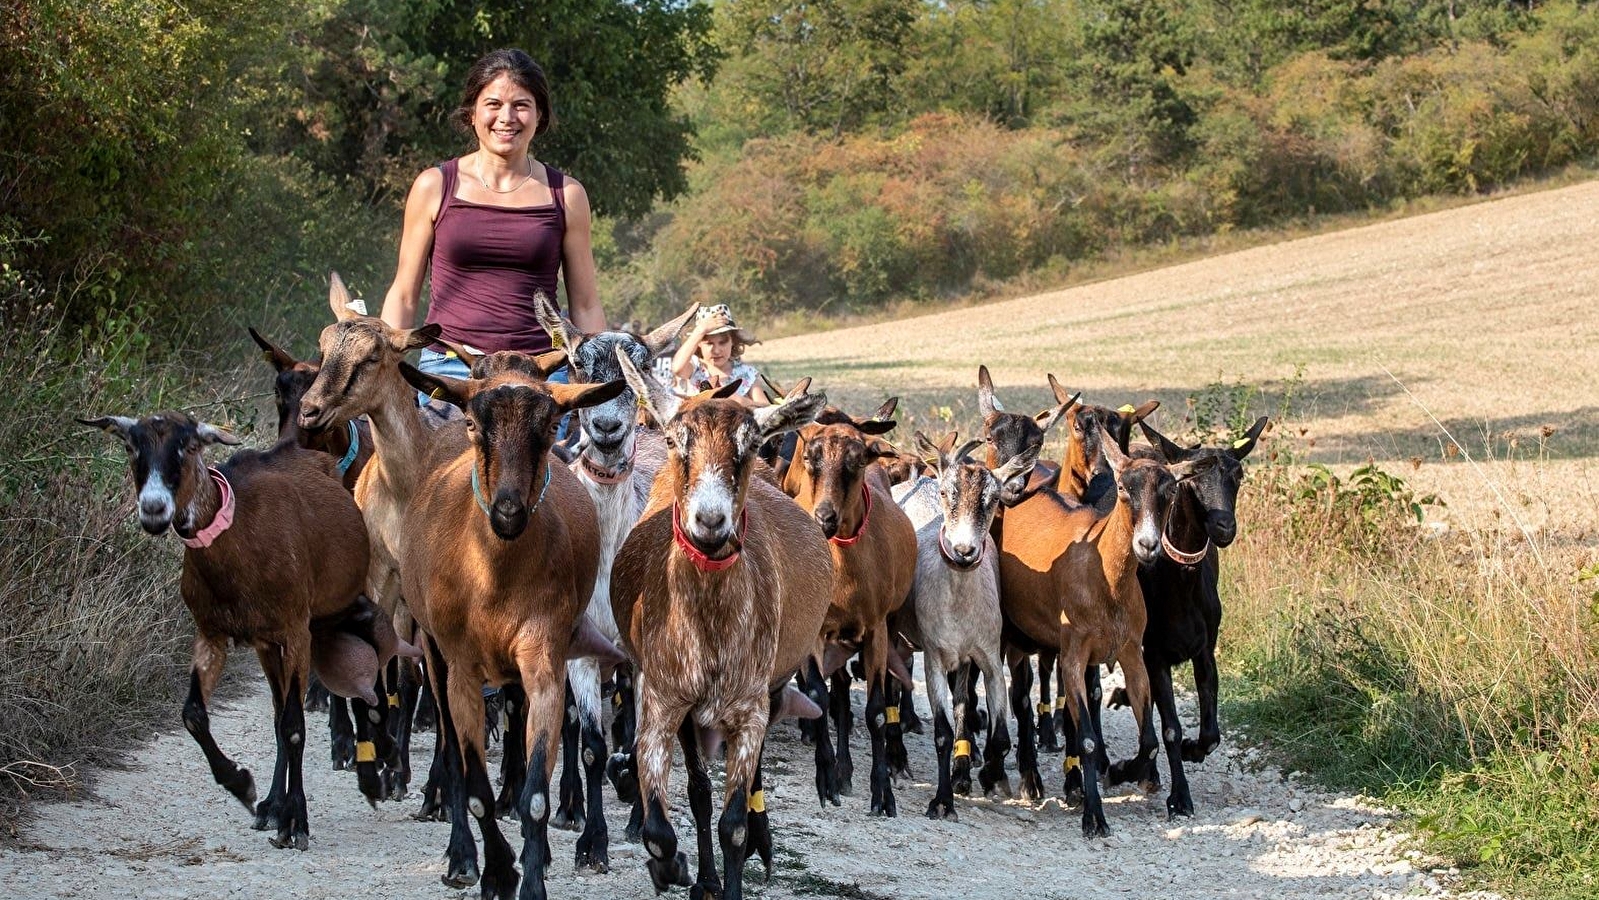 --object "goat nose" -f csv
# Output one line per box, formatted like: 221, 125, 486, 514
1209, 511, 1238, 545
298, 401, 322, 425
592, 416, 623, 437
1136, 536, 1161, 559
694, 508, 726, 534
814, 504, 838, 537
953, 541, 976, 559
